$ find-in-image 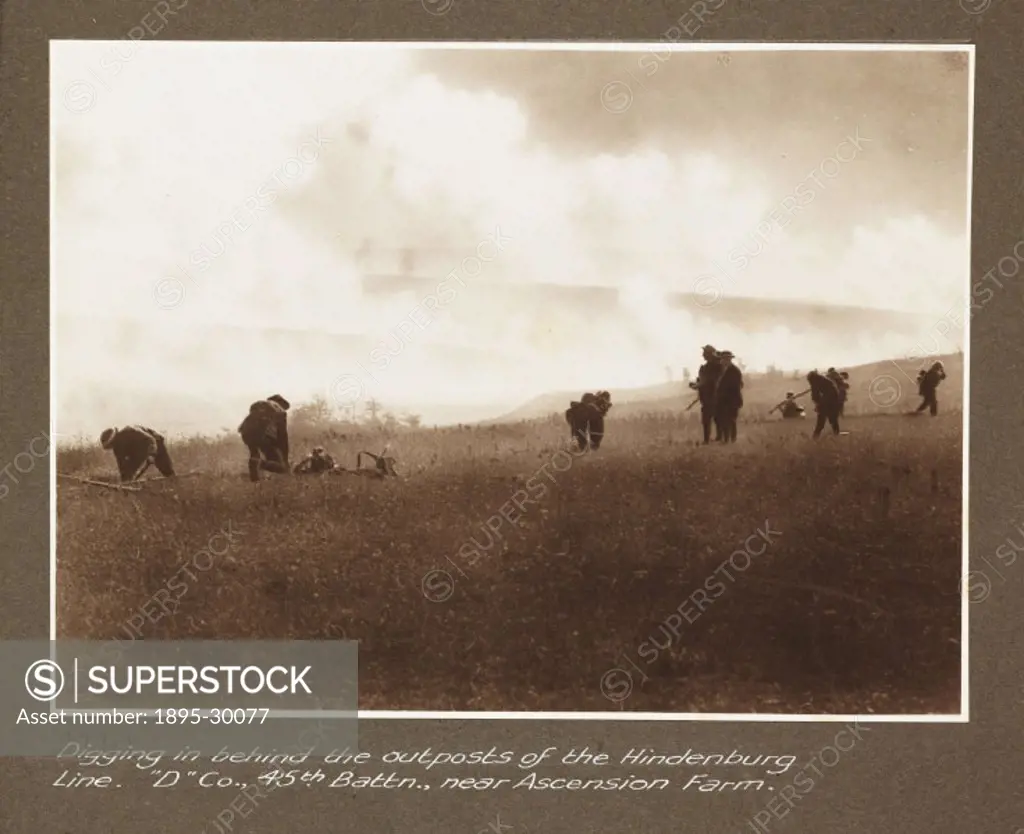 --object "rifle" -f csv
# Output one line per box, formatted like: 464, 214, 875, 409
57, 474, 142, 492
685, 395, 702, 412
769, 387, 811, 415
